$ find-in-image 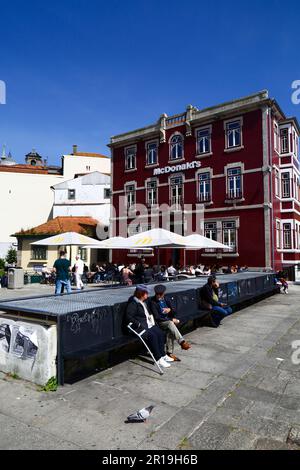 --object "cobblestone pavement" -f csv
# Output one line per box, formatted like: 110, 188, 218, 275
0, 286, 300, 450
